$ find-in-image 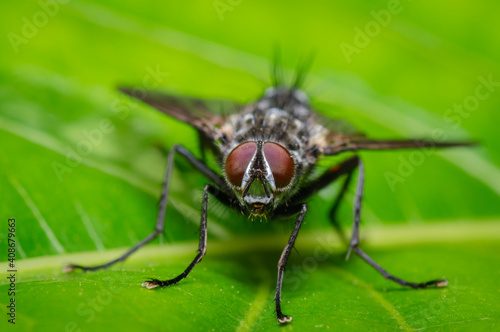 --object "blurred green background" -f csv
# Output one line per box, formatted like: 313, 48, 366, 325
1, 0, 499, 331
